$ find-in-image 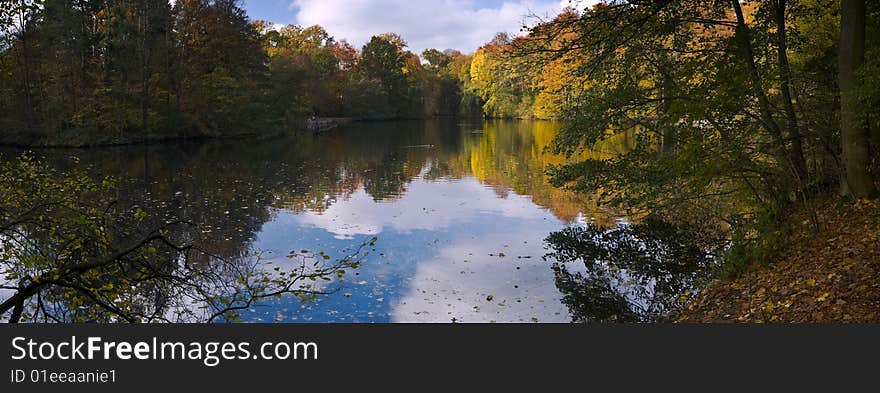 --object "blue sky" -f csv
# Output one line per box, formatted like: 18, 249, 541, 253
240, 0, 599, 54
